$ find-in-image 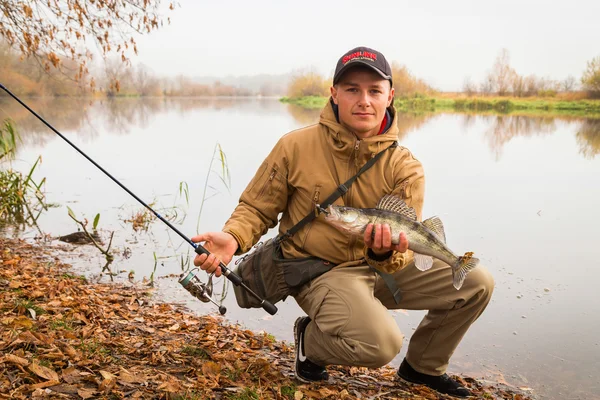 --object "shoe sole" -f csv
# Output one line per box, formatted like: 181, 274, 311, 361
293, 317, 312, 383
